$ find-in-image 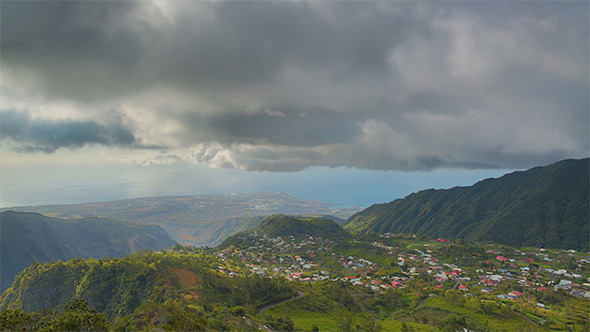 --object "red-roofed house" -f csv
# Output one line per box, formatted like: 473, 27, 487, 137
435, 273, 448, 282
391, 281, 403, 288
496, 255, 508, 262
